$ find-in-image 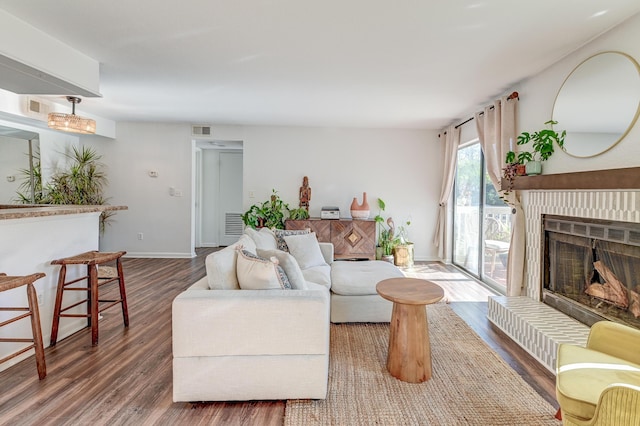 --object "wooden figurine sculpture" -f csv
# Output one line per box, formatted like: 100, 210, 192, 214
299, 176, 311, 211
